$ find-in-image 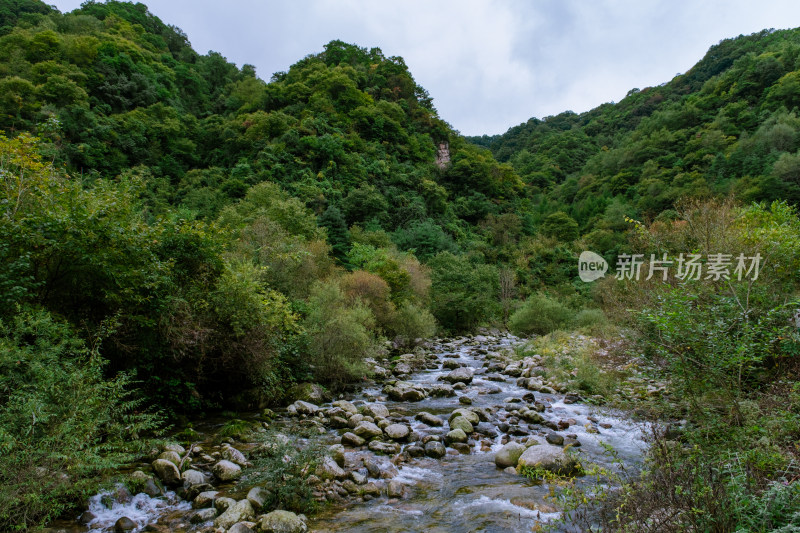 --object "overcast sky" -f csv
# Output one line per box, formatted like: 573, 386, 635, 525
49, 0, 800, 136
